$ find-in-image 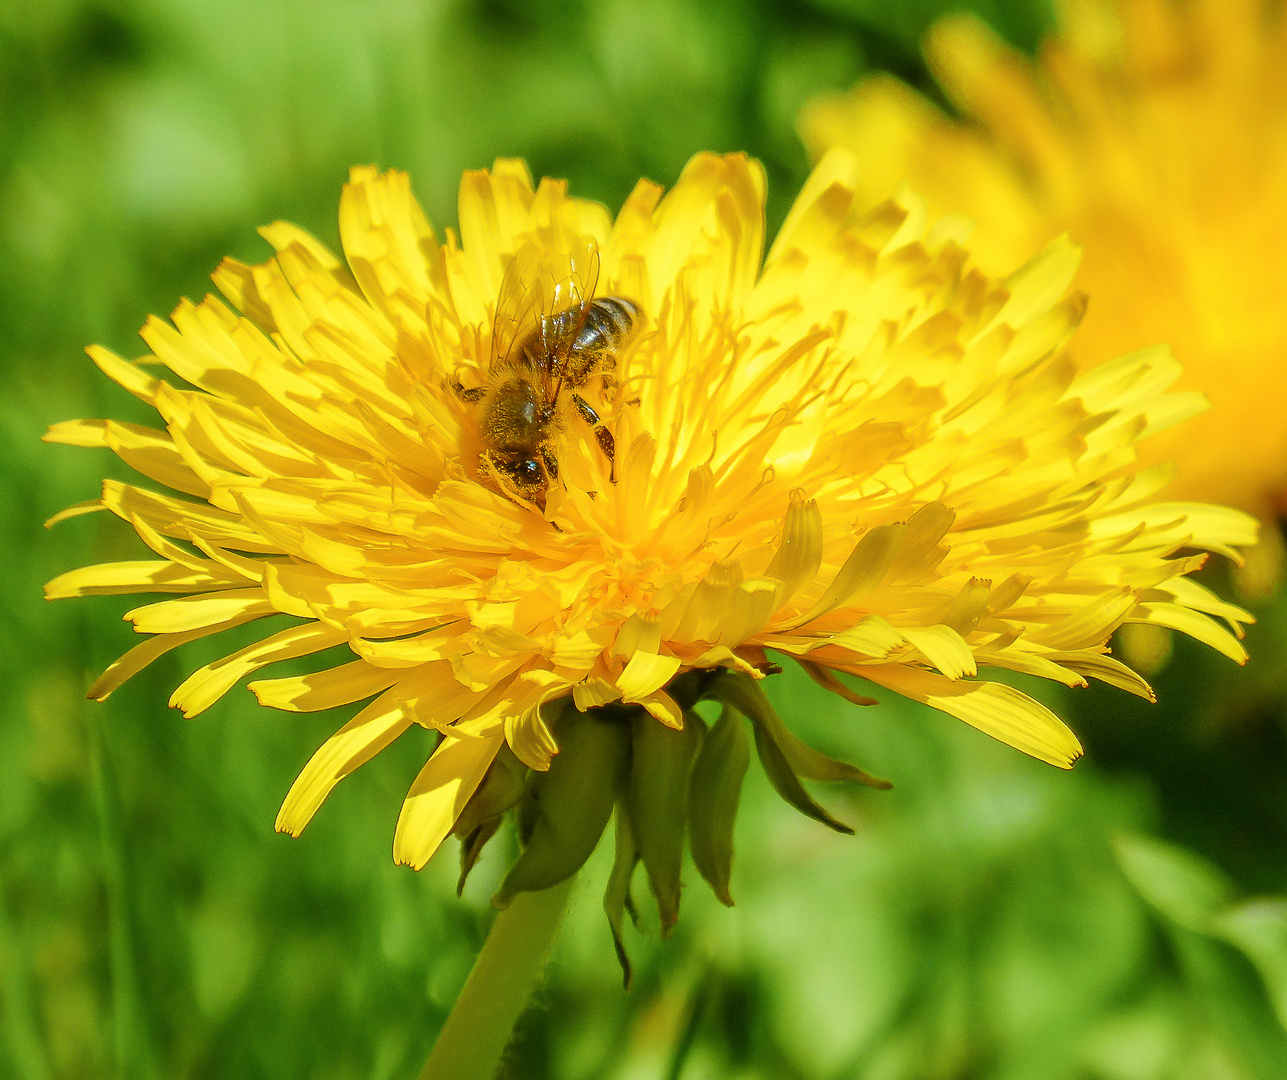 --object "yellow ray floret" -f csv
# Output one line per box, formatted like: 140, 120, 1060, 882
47, 147, 1255, 869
